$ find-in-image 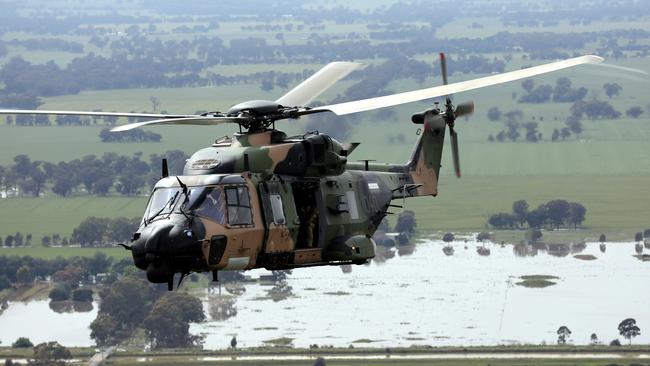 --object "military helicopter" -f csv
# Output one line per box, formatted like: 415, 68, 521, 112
0, 54, 602, 290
